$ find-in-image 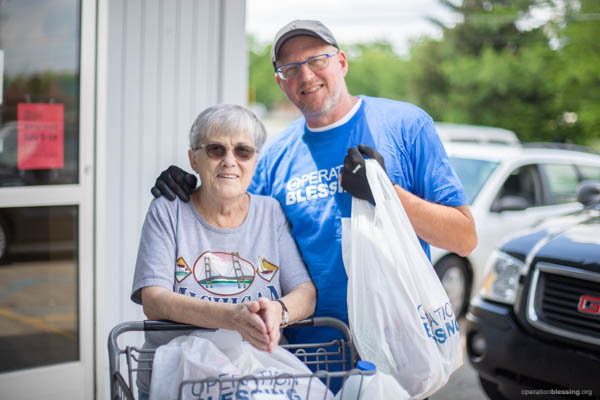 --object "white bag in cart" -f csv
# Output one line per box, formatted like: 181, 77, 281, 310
341, 159, 463, 399
150, 329, 333, 400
